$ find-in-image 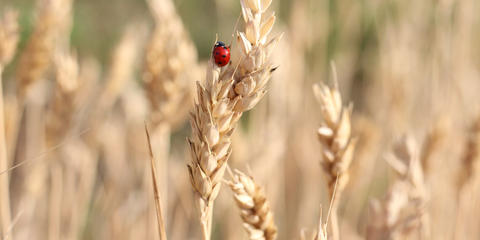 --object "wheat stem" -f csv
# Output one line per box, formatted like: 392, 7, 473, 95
145, 124, 168, 240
